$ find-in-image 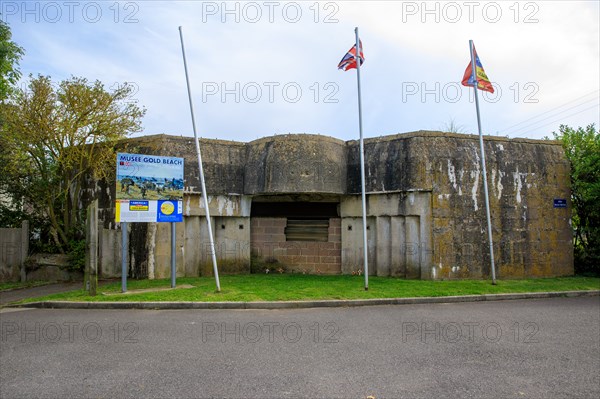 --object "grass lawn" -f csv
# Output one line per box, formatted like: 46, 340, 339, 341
14, 275, 600, 304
